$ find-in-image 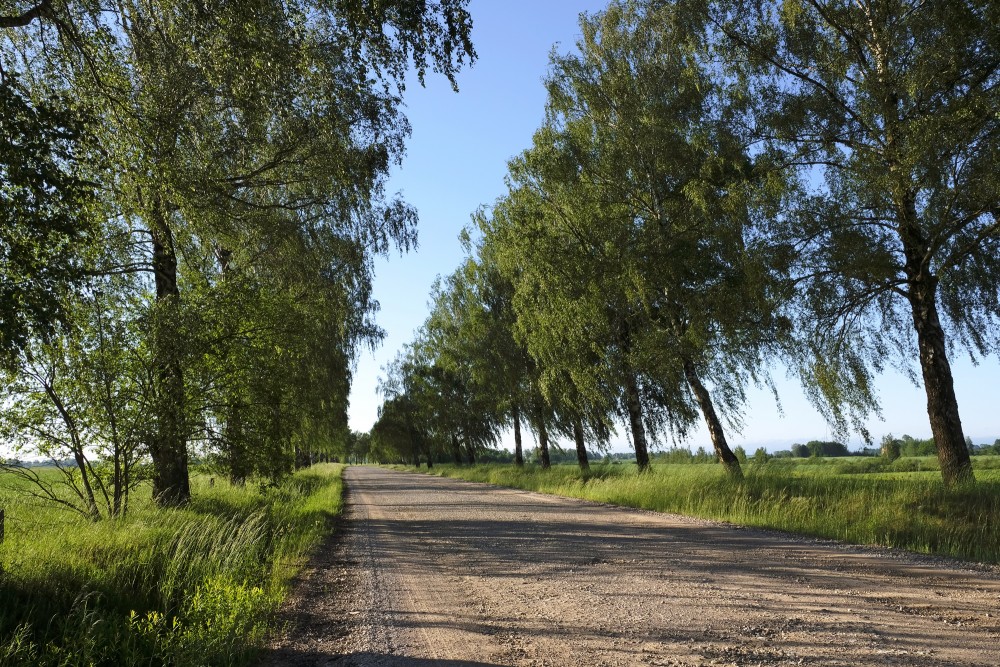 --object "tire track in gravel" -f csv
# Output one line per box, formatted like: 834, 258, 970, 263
263, 466, 1000, 667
